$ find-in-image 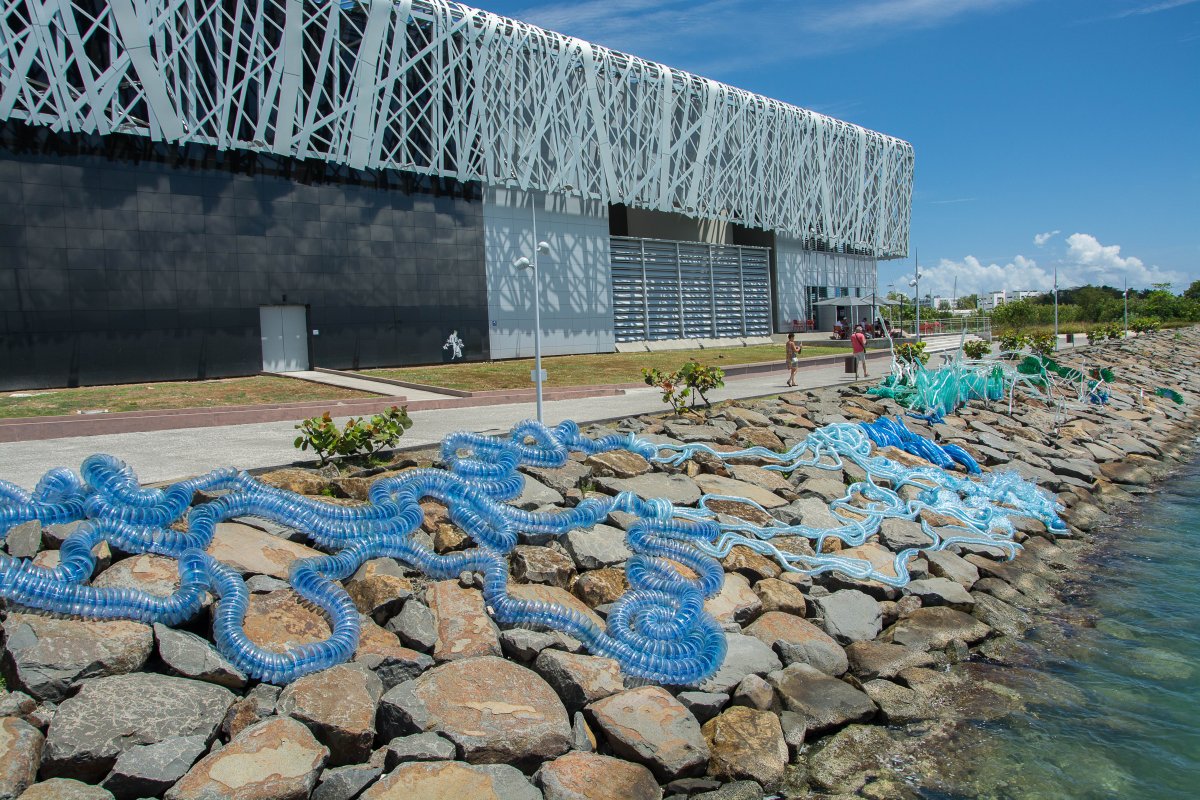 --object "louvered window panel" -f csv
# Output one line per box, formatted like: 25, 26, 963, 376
610, 237, 772, 343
